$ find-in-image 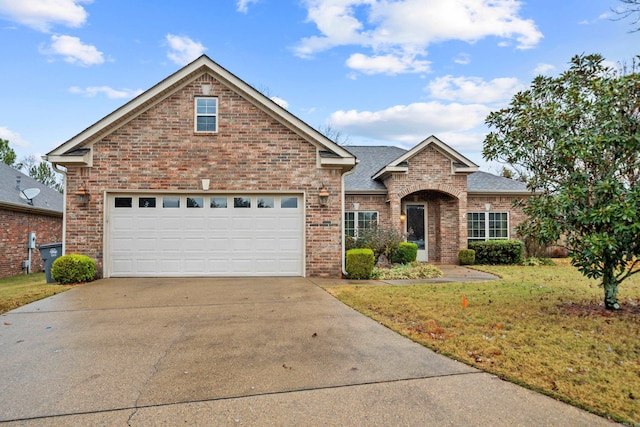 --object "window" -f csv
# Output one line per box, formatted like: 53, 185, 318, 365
281, 197, 298, 208
187, 197, 203, 208
163, 197, 180, 208
139, 197, 156, 208
234, 197, 251, 208
115, 197, 132, 208
257, 197, 274, 208
195, 97, 217, 132
210, 197, 227, 208
345, 211, 378, 237
467, 212, 509, 244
